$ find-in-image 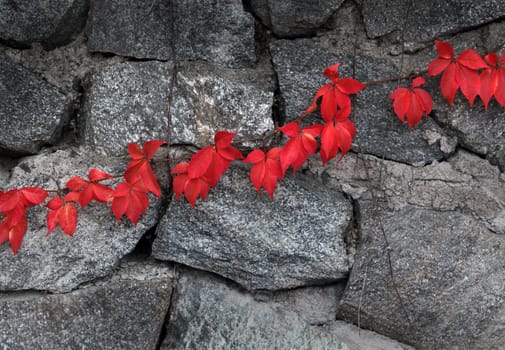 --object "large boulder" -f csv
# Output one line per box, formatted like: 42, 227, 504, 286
308, 151, 505, 349
80, 60, 275, 156
0, 0, 88, 48
0, 258, 174, 350
152, 165, 352, 291
0, 148, 162, 292
0, 53, 71, 155
162, 269, 413, 350
86, 0, 255, 68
